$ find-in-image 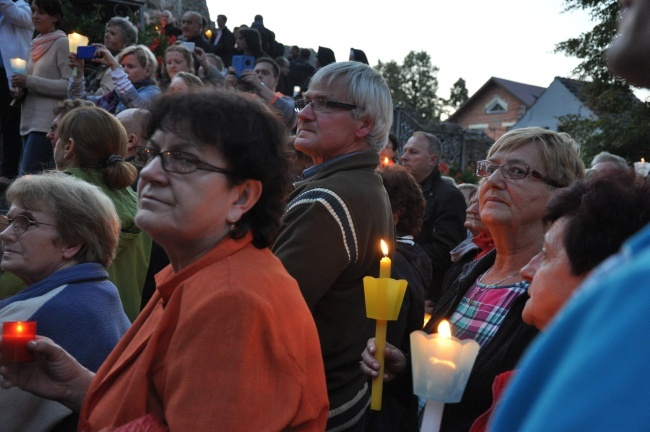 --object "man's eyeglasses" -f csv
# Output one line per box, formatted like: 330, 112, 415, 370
295, 98, 357, 113
0, 215, 56, 235
133, 146, 237, 176
475, 160, 562, 188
